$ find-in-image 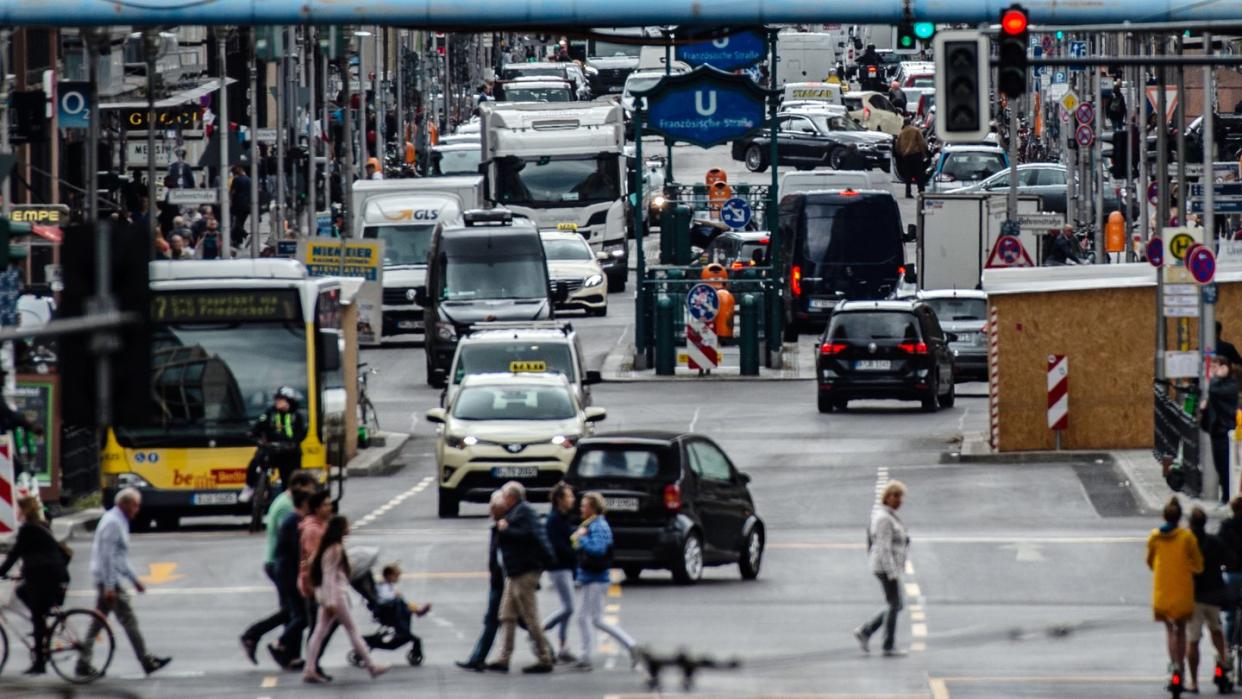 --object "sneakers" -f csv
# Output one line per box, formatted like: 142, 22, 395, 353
556, 649, 577, 664
241, 636, 258, 665
522, 662, 554, 674
142, 656, 172, 675
853, 626, 870, 653
484, 661, 510, 673
238, 486, 254, 503
455, 660, 485, 672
